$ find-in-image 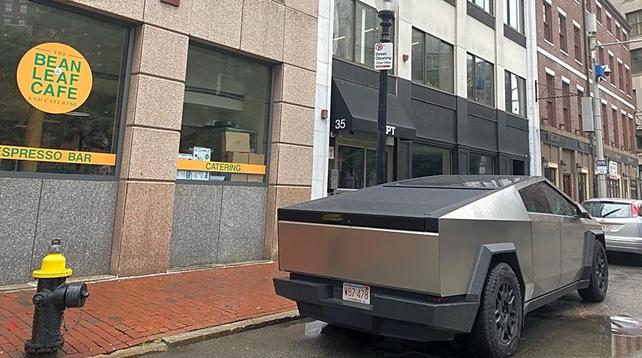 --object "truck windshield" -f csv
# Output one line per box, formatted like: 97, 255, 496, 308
582, 202, 632, 218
